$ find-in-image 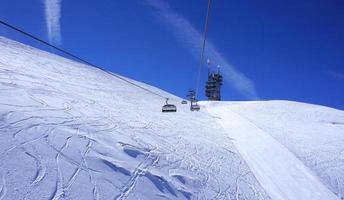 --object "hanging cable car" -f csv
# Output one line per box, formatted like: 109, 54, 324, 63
162, 98, 177, 112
